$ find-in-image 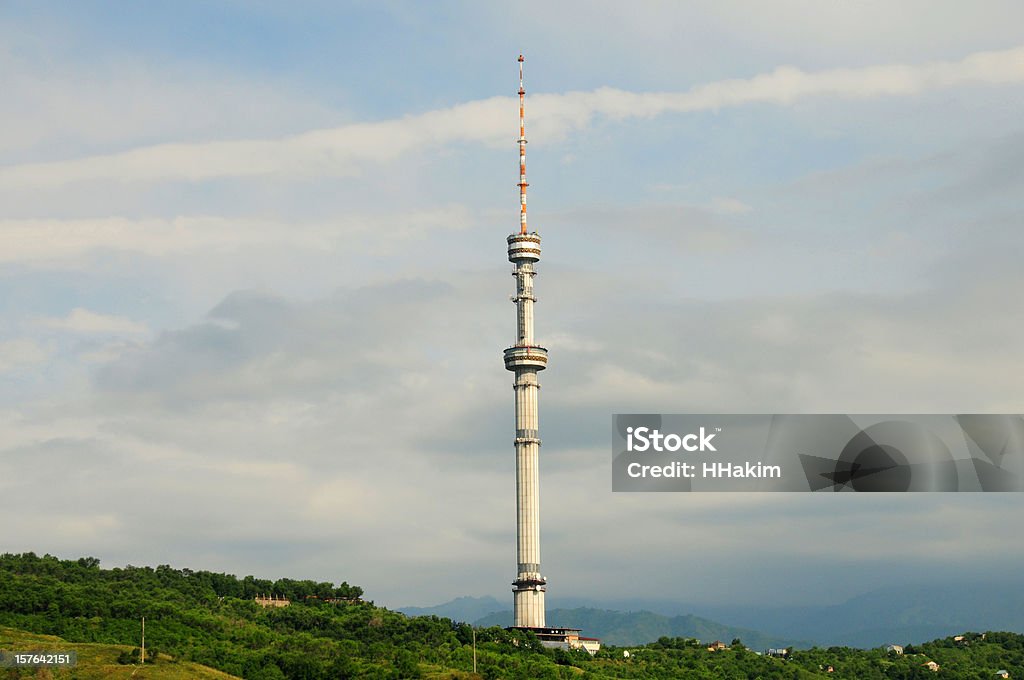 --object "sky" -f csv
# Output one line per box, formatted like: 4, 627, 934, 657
2, 1, 1024, 611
